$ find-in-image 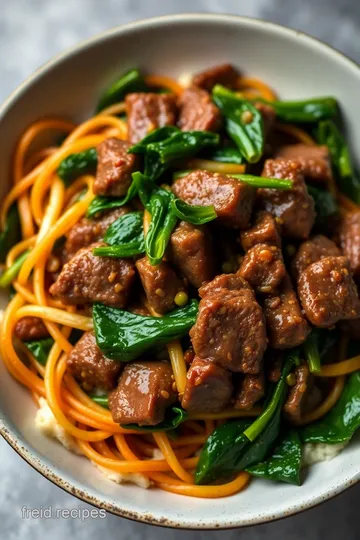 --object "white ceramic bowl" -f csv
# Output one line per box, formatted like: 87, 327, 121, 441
0, 13, 359, 530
